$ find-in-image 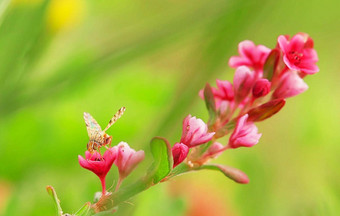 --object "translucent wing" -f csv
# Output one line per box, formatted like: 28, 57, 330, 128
103, 107, 126, 132
84, 112, 102, 139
